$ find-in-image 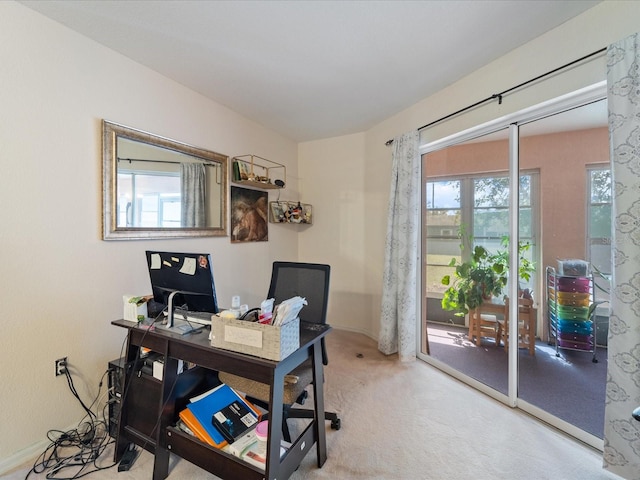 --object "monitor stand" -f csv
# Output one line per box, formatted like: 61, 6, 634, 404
158, 320, 204, 336
158, 291, 205, 336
